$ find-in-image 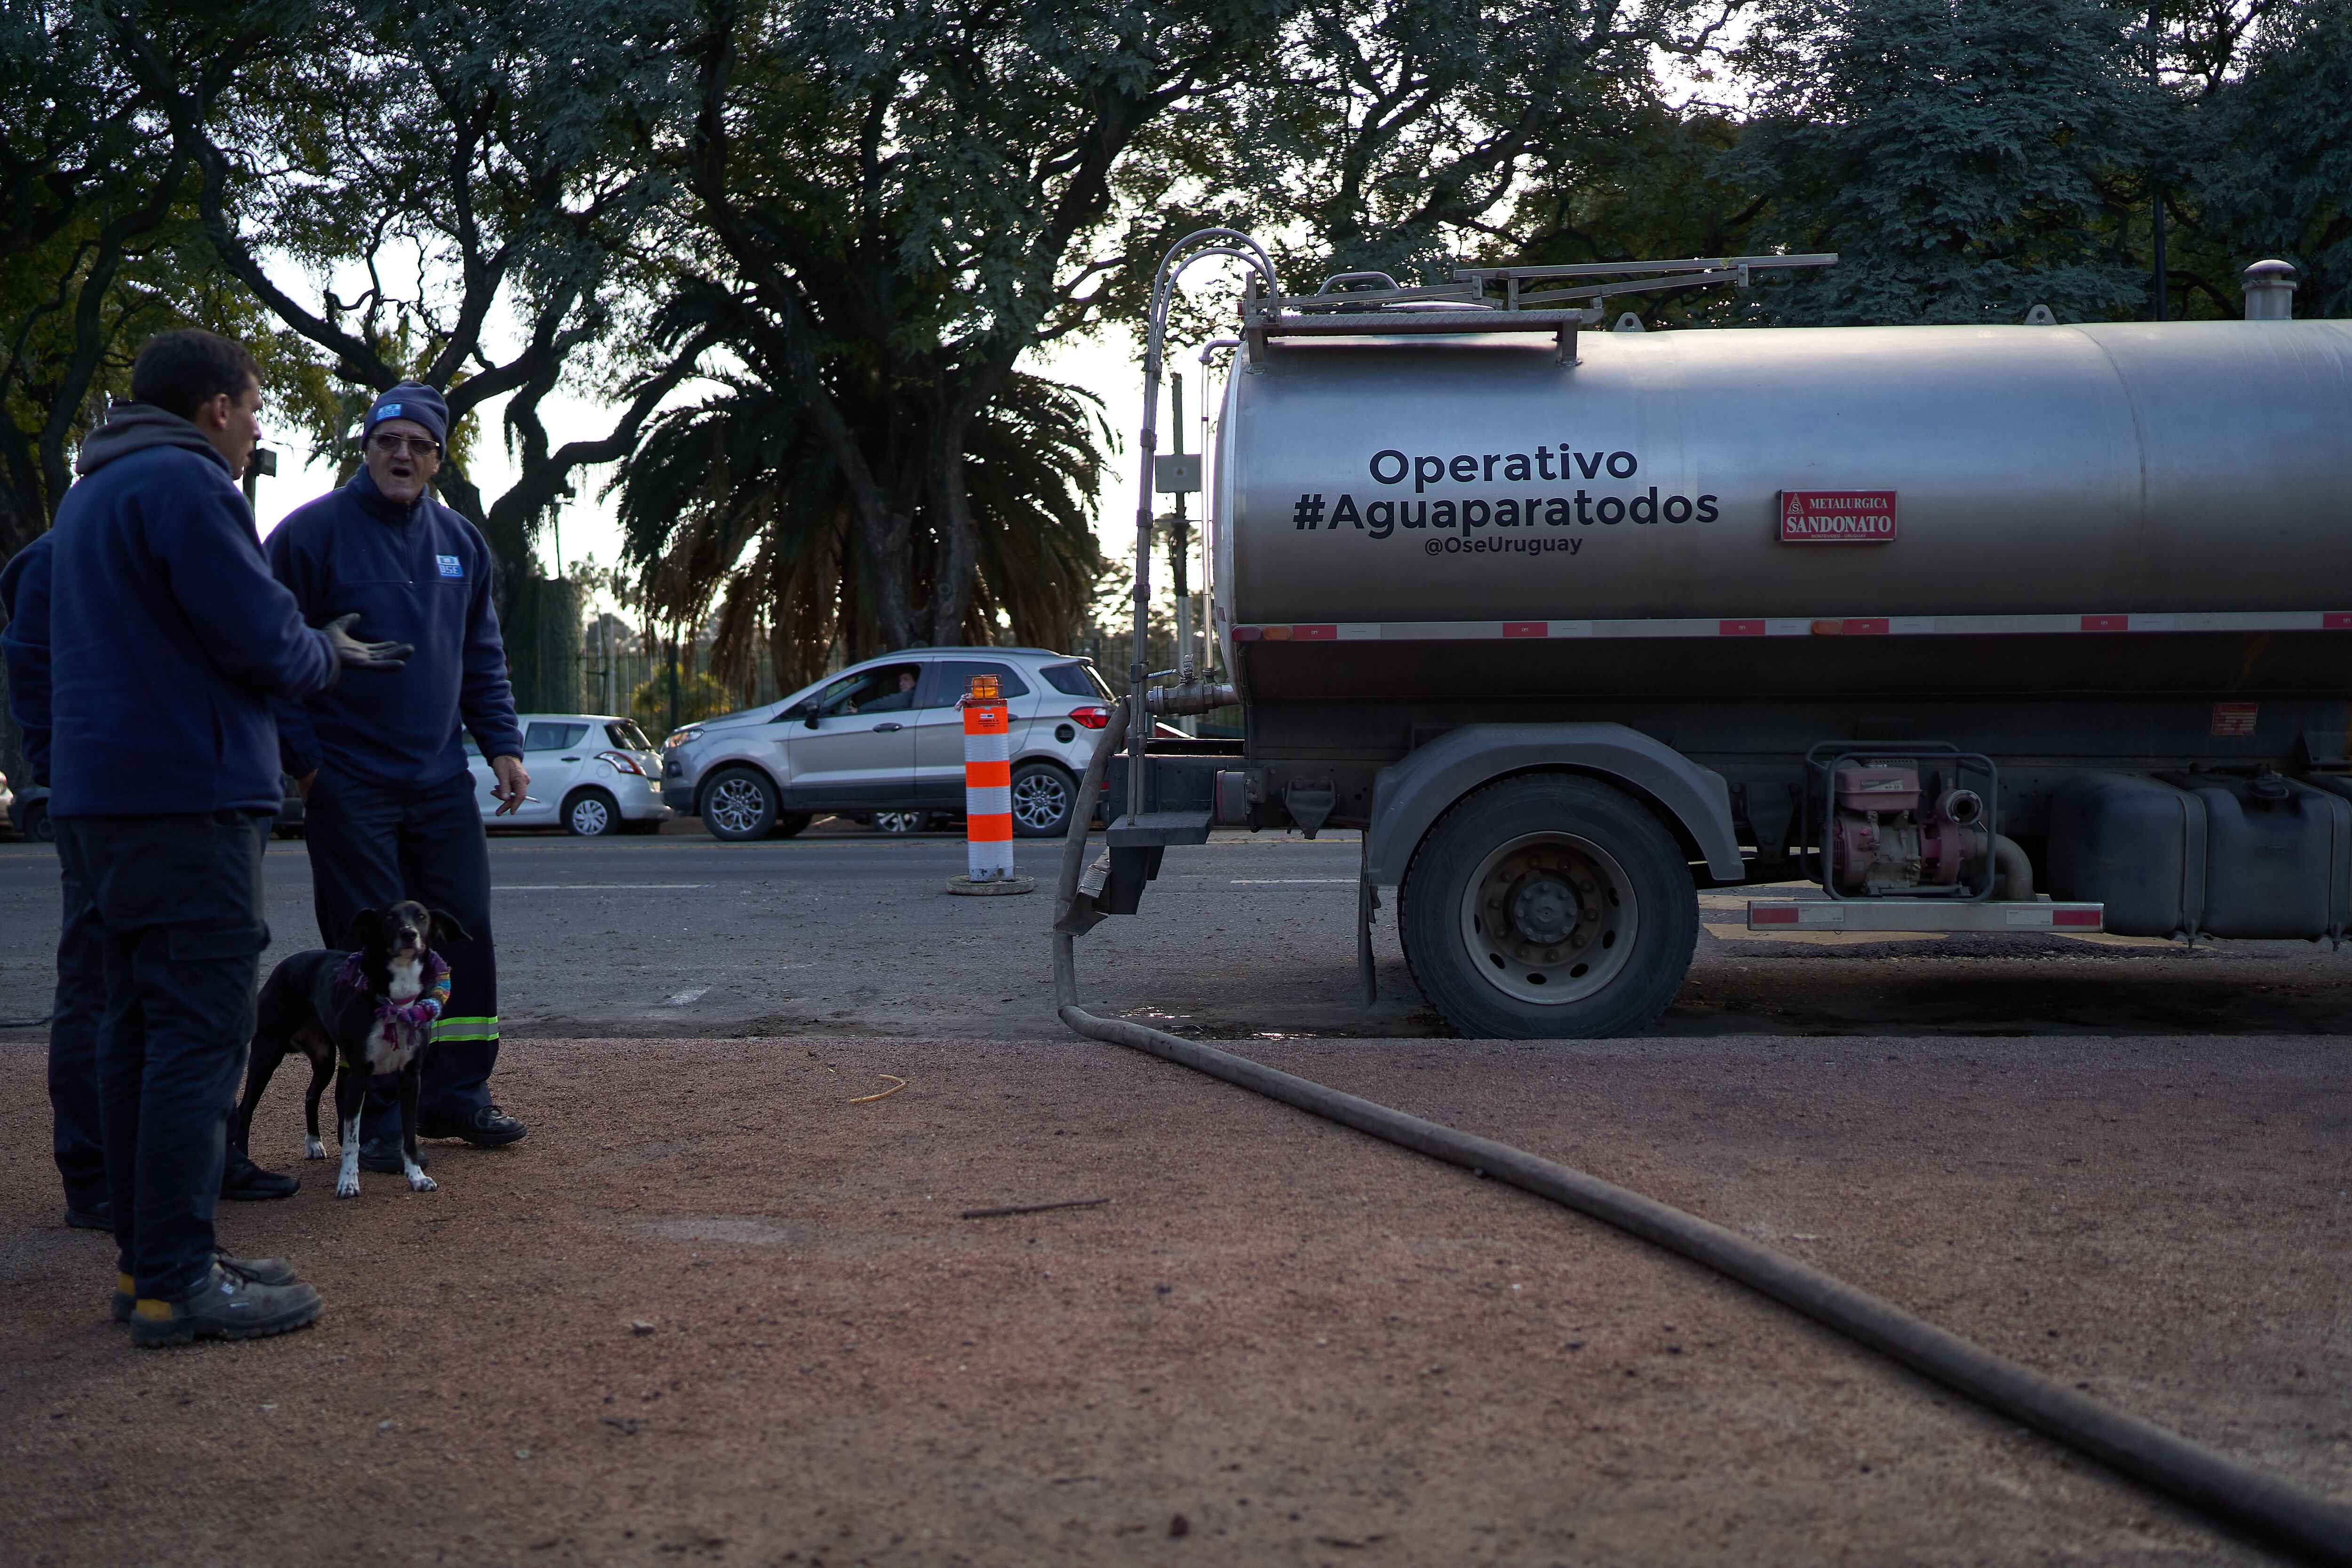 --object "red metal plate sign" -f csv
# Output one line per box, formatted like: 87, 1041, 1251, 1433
1780, 490, 1897, 542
